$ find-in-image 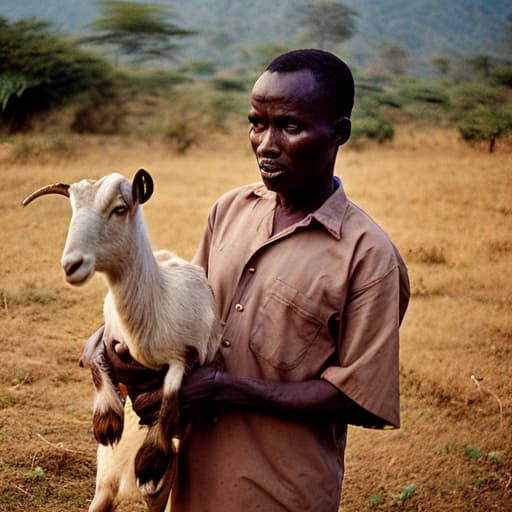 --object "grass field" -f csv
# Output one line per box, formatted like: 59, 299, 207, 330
0, 125, 510, 511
